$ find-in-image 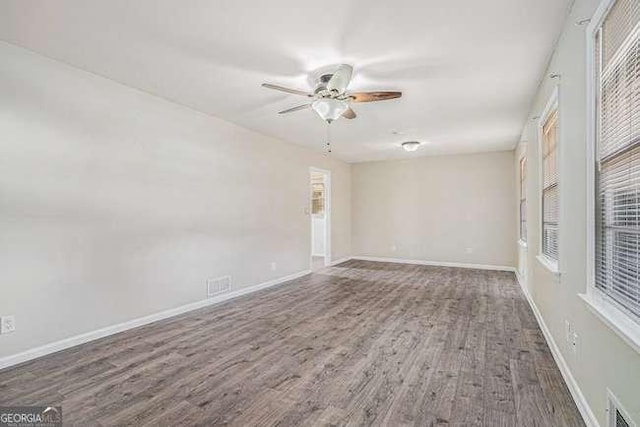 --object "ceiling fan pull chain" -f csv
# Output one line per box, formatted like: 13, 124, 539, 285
325, 122, 332, 153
